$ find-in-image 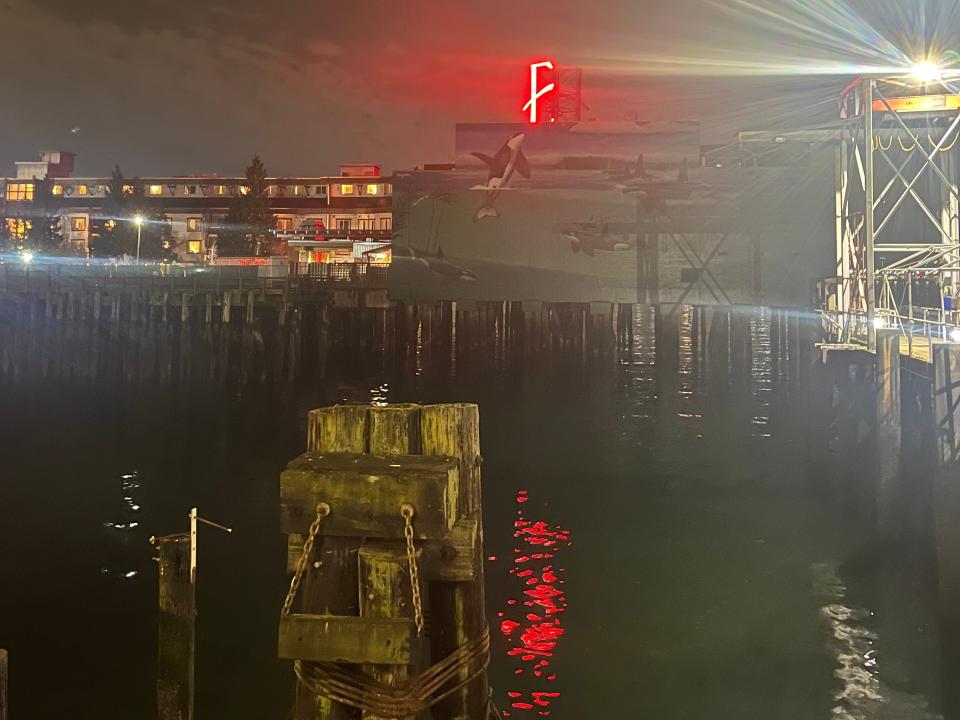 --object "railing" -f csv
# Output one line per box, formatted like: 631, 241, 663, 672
290, 262, 389, 286
820, 304, 959, 360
